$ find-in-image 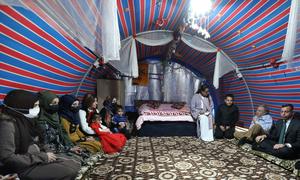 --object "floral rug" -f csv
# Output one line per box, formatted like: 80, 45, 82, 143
84, 137, 297, 180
